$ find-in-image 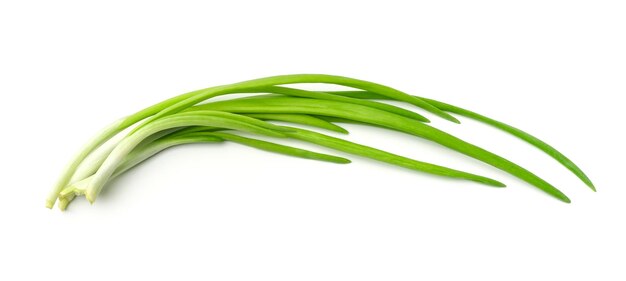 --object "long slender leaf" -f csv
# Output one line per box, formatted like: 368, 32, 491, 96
328, 90, 595, 191
190, 97, 570, 202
